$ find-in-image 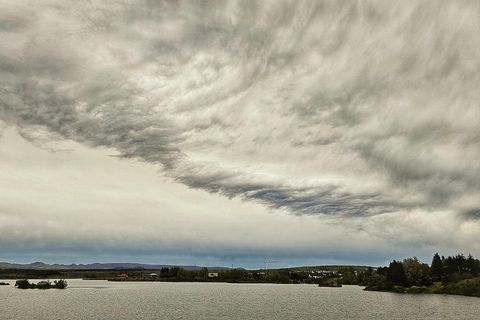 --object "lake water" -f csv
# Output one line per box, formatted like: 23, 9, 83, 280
0, 279, 479, 319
